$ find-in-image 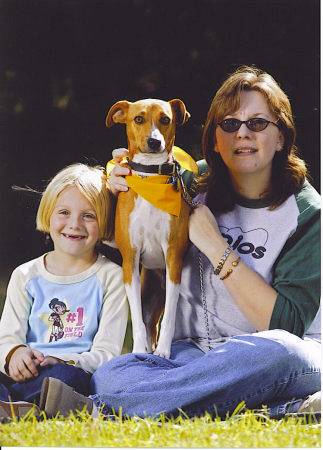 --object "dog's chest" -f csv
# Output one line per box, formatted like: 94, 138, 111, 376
129, 196, 170, 269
